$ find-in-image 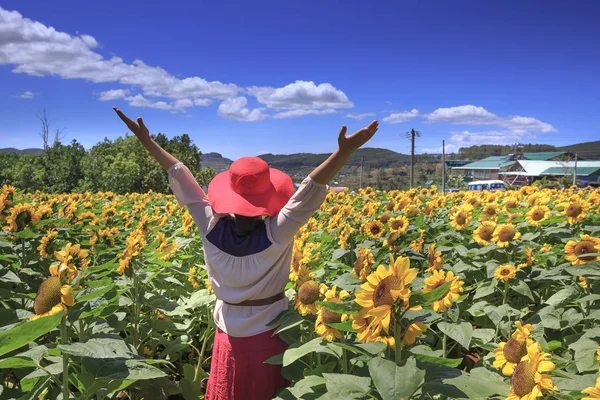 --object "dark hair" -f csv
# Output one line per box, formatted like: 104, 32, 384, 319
233, 214, 262, 236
